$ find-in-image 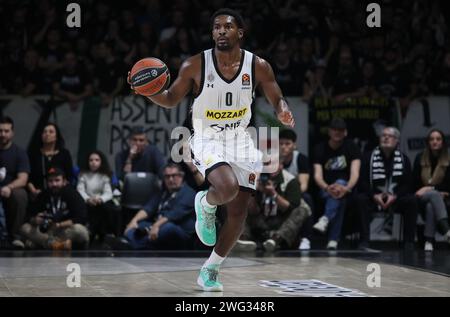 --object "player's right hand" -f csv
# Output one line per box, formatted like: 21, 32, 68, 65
127, 71, 137, 94
277, 109, 295, 127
